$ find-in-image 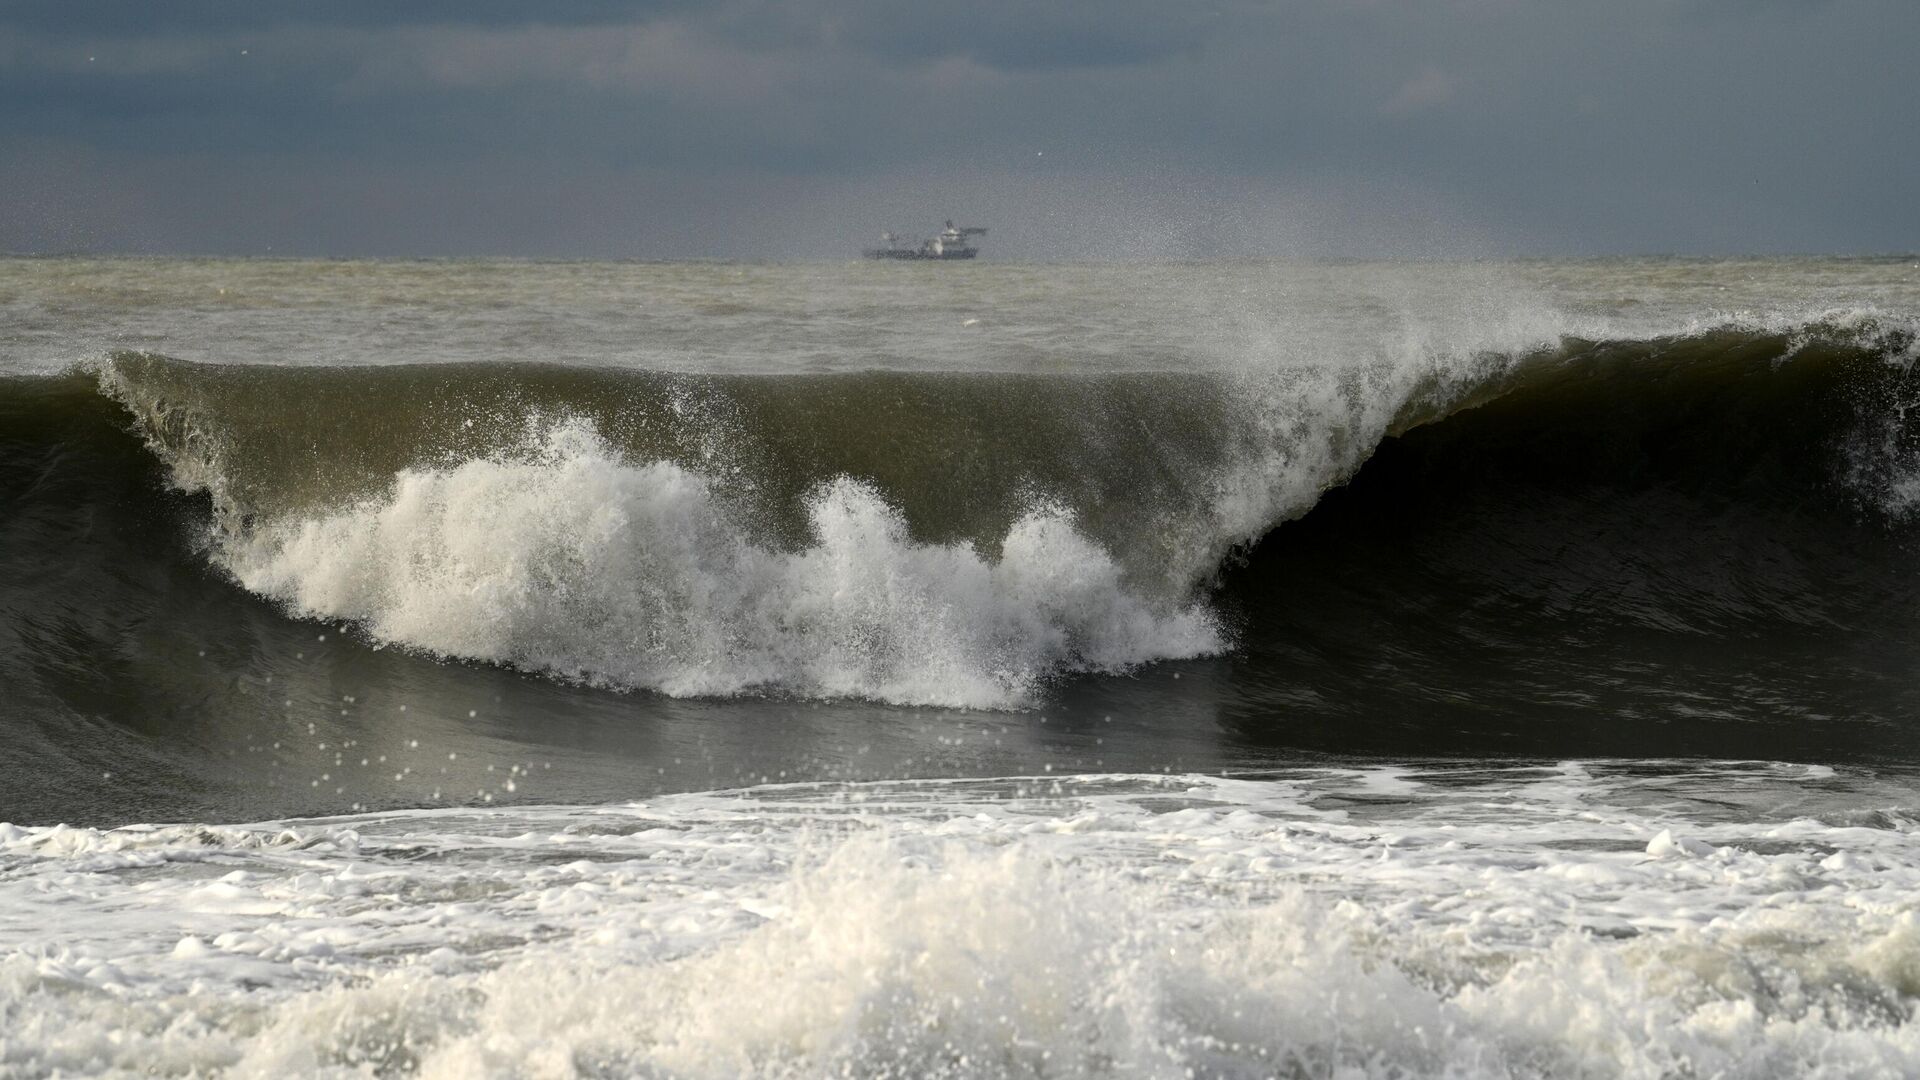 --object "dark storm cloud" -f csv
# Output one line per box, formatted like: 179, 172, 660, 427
1, 0, 1916, 256
0, 2, 701, 34
726, 0, 1215, 70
